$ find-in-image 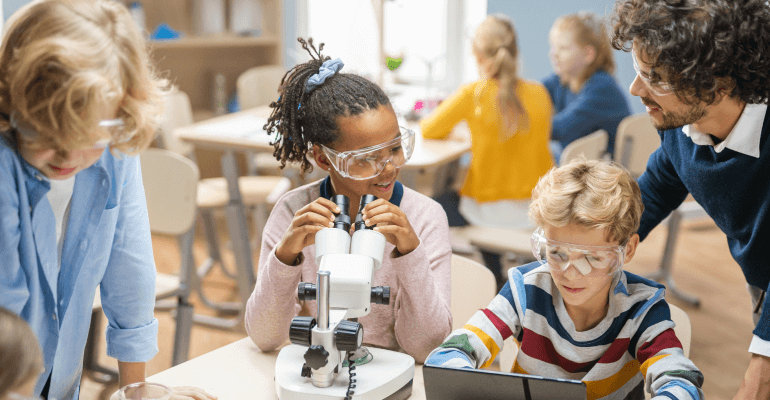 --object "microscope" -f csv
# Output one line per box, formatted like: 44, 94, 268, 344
275, 194, 415, 400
